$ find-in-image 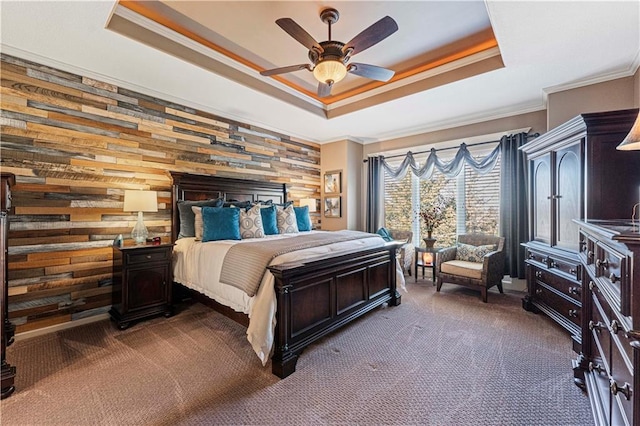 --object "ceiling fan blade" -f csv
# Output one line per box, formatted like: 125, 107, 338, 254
260, 64, 311, 76
342, 16, 398, 56
276, 18, 324, 52
348, 63, 395, 82
317, 81, 332, 98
